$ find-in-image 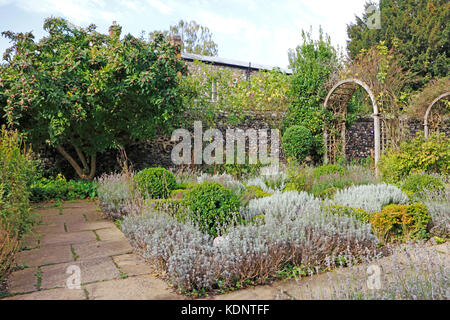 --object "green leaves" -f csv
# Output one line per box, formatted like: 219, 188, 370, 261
283, 28, 339, 162
347, 0, 449, 90
379, 132, 450, 183
1, 18, 187, 178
